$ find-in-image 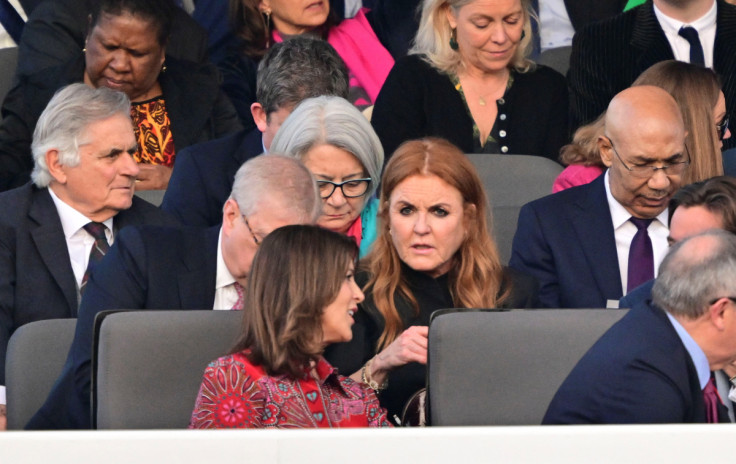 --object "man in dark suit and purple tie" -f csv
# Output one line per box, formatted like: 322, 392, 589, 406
544, 230, 736, 424
510, 85, 686, 308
